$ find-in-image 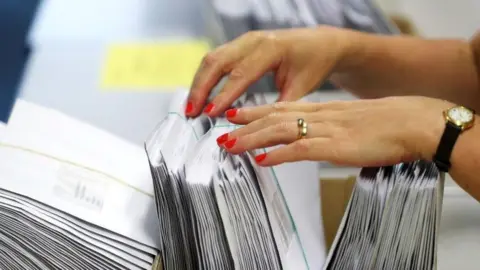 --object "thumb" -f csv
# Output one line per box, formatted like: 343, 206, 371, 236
276, 84, 305, 102
277, 67, 331, 102
276, 76, 316, 102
